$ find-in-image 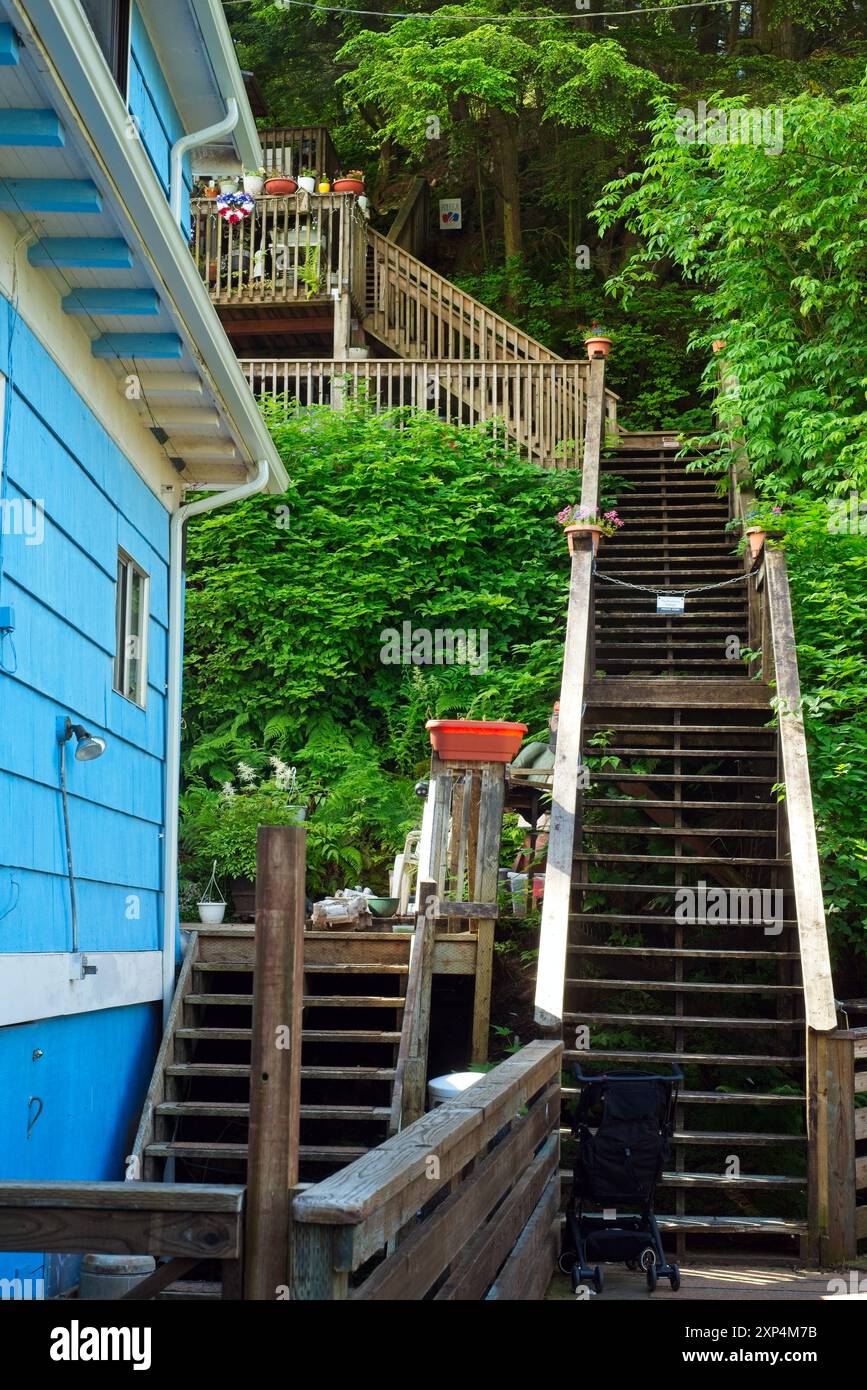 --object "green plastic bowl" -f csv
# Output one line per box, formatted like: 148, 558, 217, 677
367, 895, 400, 918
